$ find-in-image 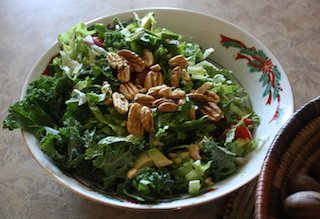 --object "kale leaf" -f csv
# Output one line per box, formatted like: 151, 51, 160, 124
40, 118, 94, 169
201, 137, 239, 181
129, 167, 187, 201
85, 136, 147, 188
3, 75, 73, 136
